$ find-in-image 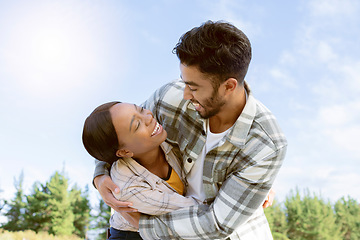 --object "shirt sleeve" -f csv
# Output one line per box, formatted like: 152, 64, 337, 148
139, 146, 287, 239
92, 159, 111, 188
111, 171, 198, 215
